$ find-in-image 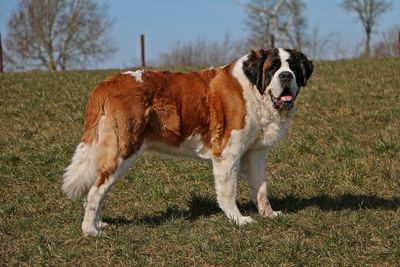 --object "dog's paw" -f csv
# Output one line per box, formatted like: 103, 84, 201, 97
82, 224, 102, 237
236, 216, 256, 226
83, 228, 102, 237
96, 220, 109, 230
269, 210, 283, 217
260, 209, 283, 218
